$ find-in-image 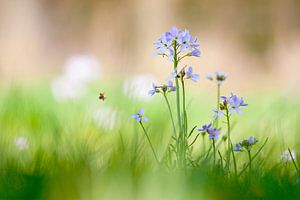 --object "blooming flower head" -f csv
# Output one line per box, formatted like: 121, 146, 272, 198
234, 136, 258, 152
154, 26, 201, 61
148, 83, 158, 96
186, 67, 200, 82
131, 108, 148, 123
206, 71, 227, 86
148, 81, 176, 96
198, 123, 212, 133
198, 123, 220, 141
170, 66, 199, 82
220, 93, 248, 115
215, 71, 227, 85
208, 128, 221, 141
